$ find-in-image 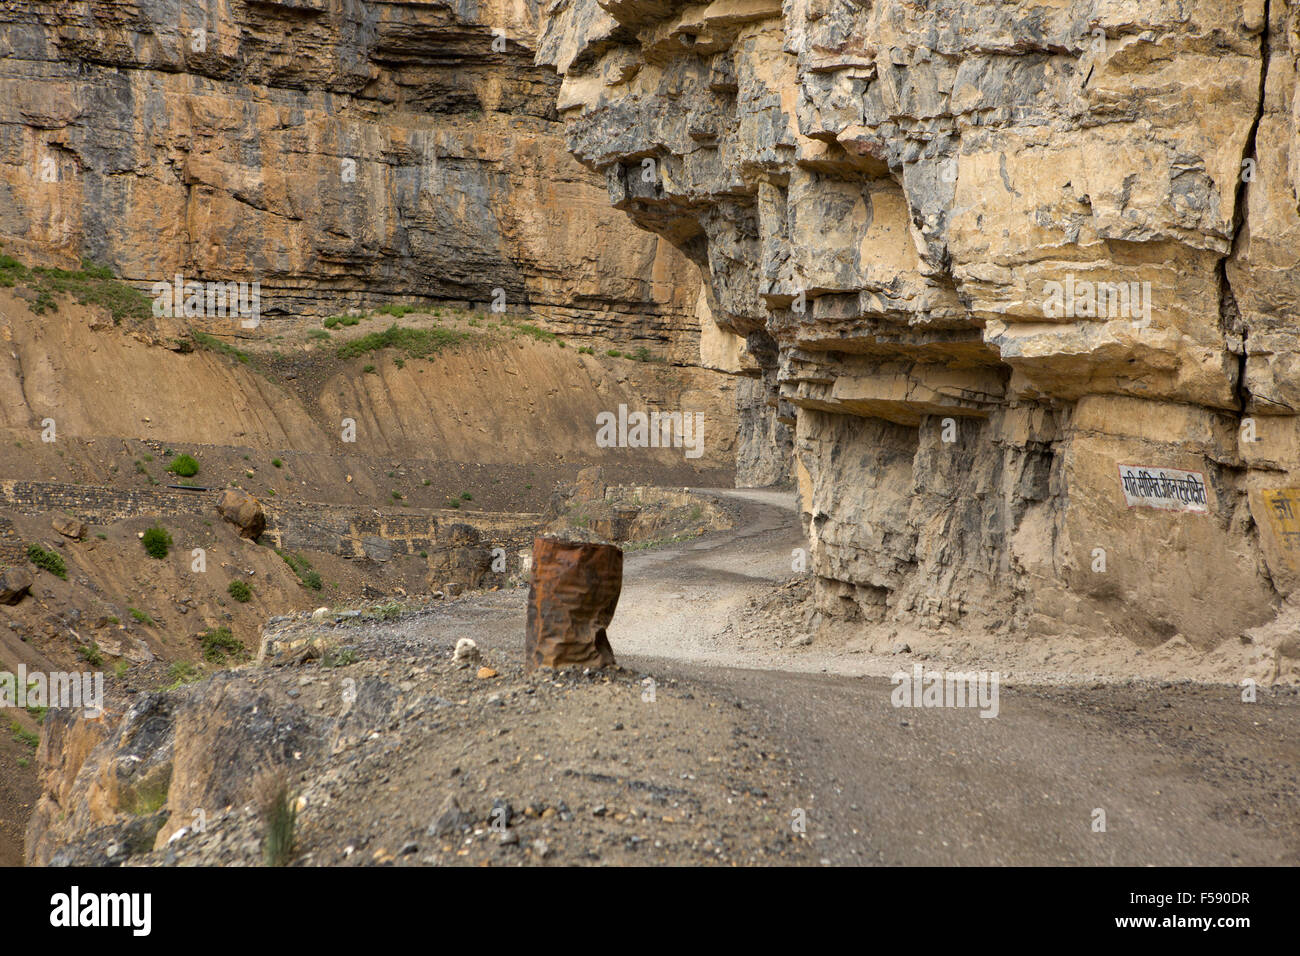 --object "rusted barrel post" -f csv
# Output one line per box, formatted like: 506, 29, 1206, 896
525, 535, 621, 669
